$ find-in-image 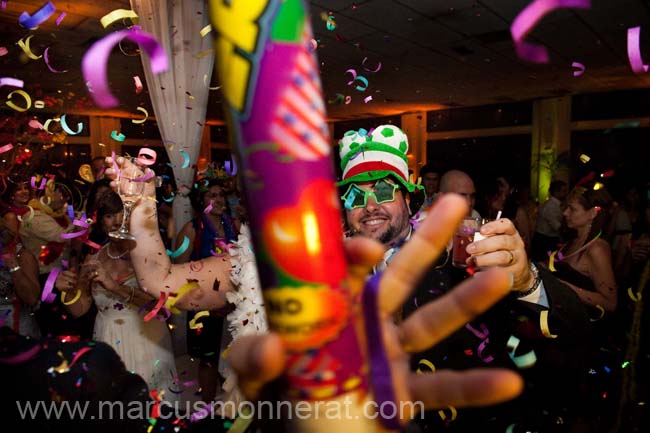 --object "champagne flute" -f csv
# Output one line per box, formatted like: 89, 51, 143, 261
110, 157, 145, 240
